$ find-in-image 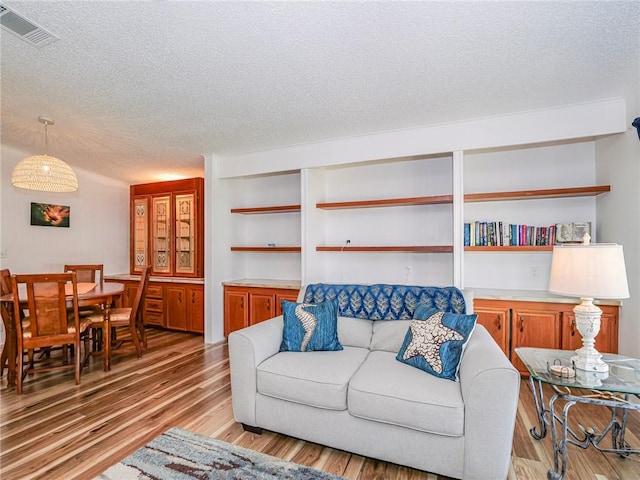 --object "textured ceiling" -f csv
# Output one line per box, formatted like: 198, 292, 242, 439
1, 1, 639, 184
